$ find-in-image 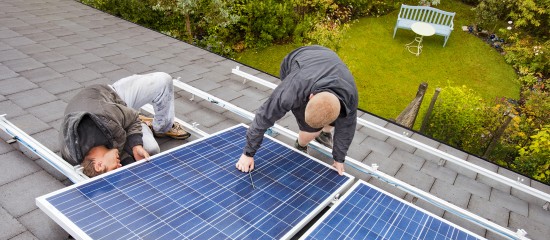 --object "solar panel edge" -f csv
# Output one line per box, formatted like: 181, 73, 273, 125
281, 176, 355, 240
36, 197, 93, 240
301, 180, 488, 240
299, 180, 363, 240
